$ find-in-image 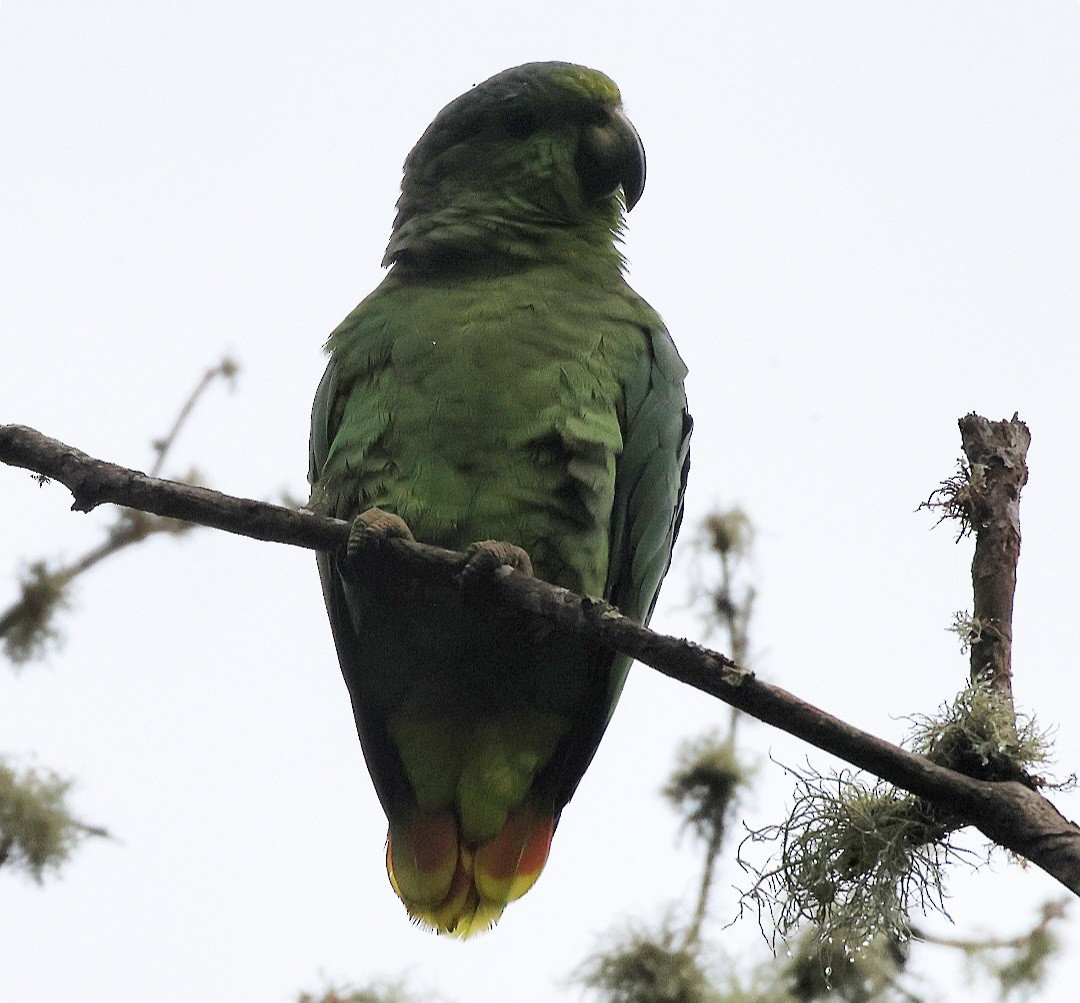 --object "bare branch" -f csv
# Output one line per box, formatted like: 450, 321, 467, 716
914, 898, 1068, 952
149, 356, 239, 477
1, 423, 1079, 896
956, 413, 1030, 705
1, 361, 235, 663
